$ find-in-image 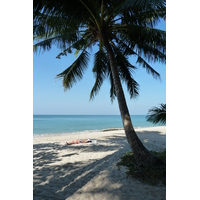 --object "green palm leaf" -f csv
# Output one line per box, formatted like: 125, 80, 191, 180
136, 56, 161, 79
146, 103, 166, 125
33, 0, 165, 101
57, 50, 90, 90
120, 0, 166, 21
118, 24, 166, 63
90, 48, 108, 100
115, 37, 161, 80
113, 49, 139, 98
